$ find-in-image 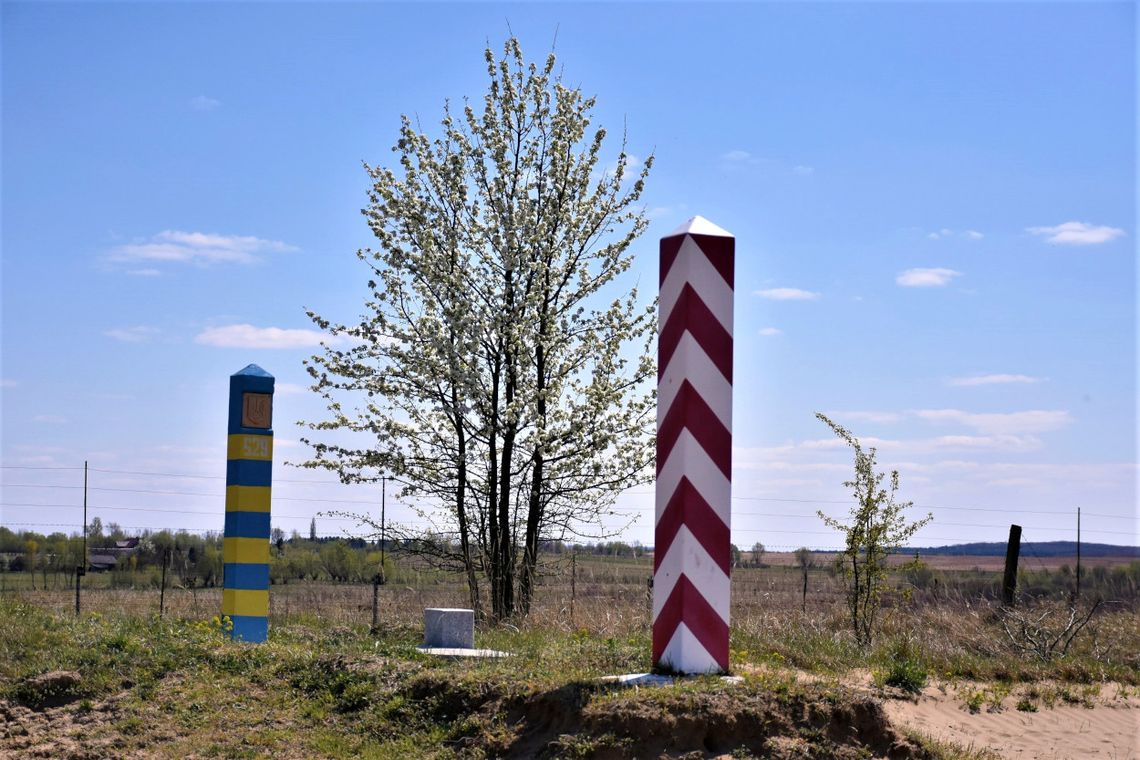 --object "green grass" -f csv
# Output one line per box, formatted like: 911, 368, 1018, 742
2, 592, 1136, 759
874, 638, 929, 694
